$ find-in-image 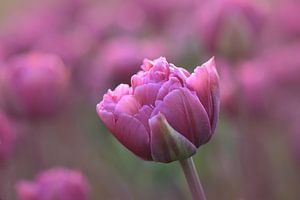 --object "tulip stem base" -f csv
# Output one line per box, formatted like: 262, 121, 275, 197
179, 157, 207, 200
